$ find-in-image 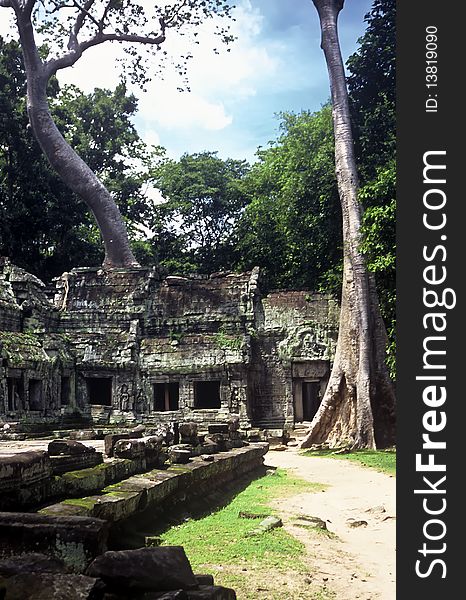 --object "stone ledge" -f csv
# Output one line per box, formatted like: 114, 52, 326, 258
39, 444, 268, 523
